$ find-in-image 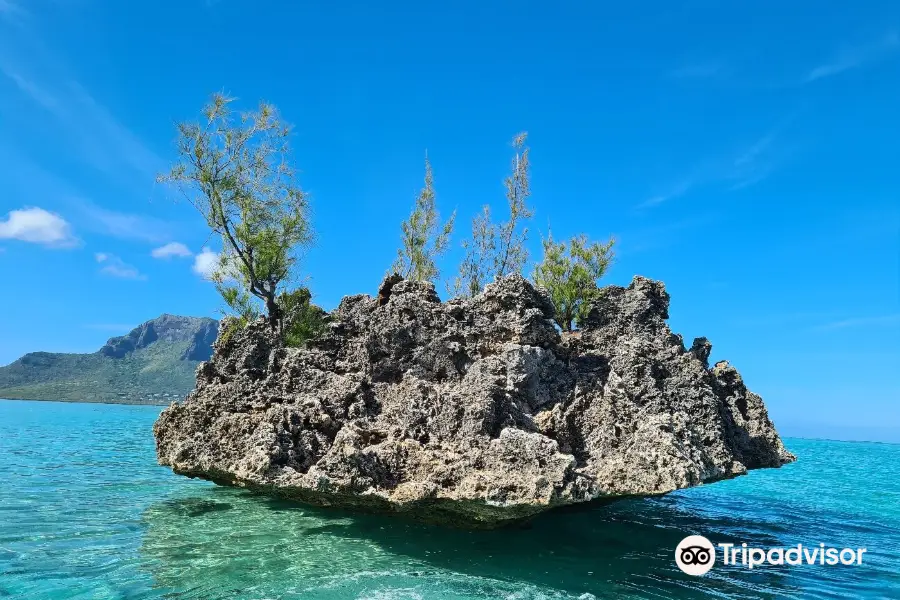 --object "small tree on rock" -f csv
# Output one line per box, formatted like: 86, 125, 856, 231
533, 232, 615, 331
495, 131, 533, 277
453, 205, 496, 297
392, 155, 455, 283
452, 132, 533, 297
159, 93, 314, 335
278, 287, 328, 347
